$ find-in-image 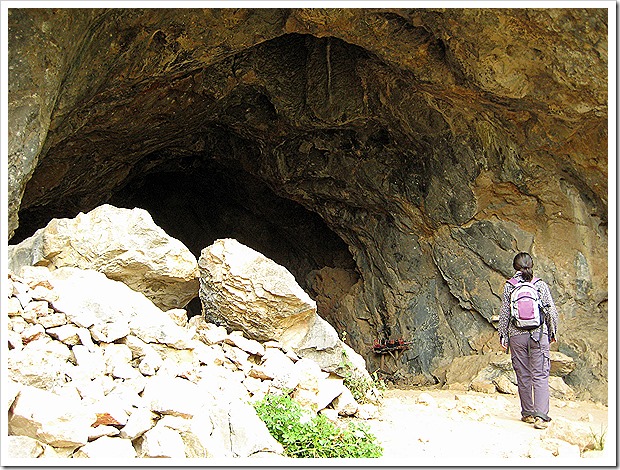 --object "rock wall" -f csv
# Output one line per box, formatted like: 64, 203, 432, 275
7, 8, 609, 402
